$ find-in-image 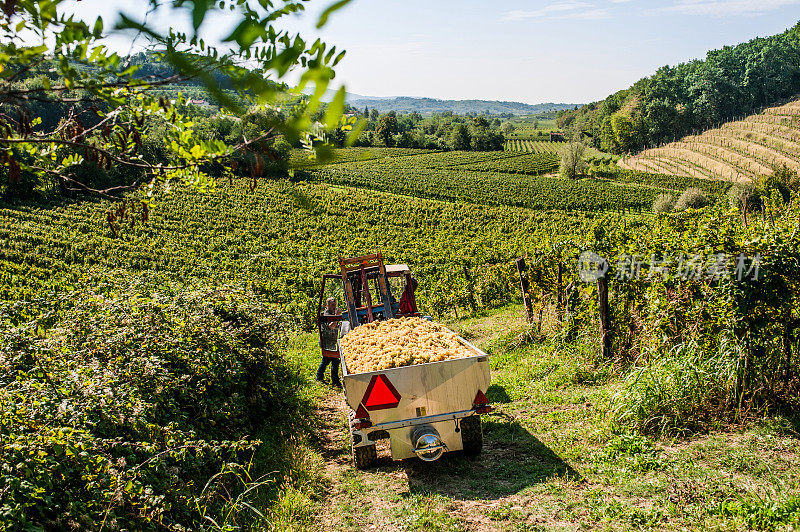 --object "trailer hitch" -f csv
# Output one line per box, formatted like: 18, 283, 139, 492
411, 425, 447, 462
